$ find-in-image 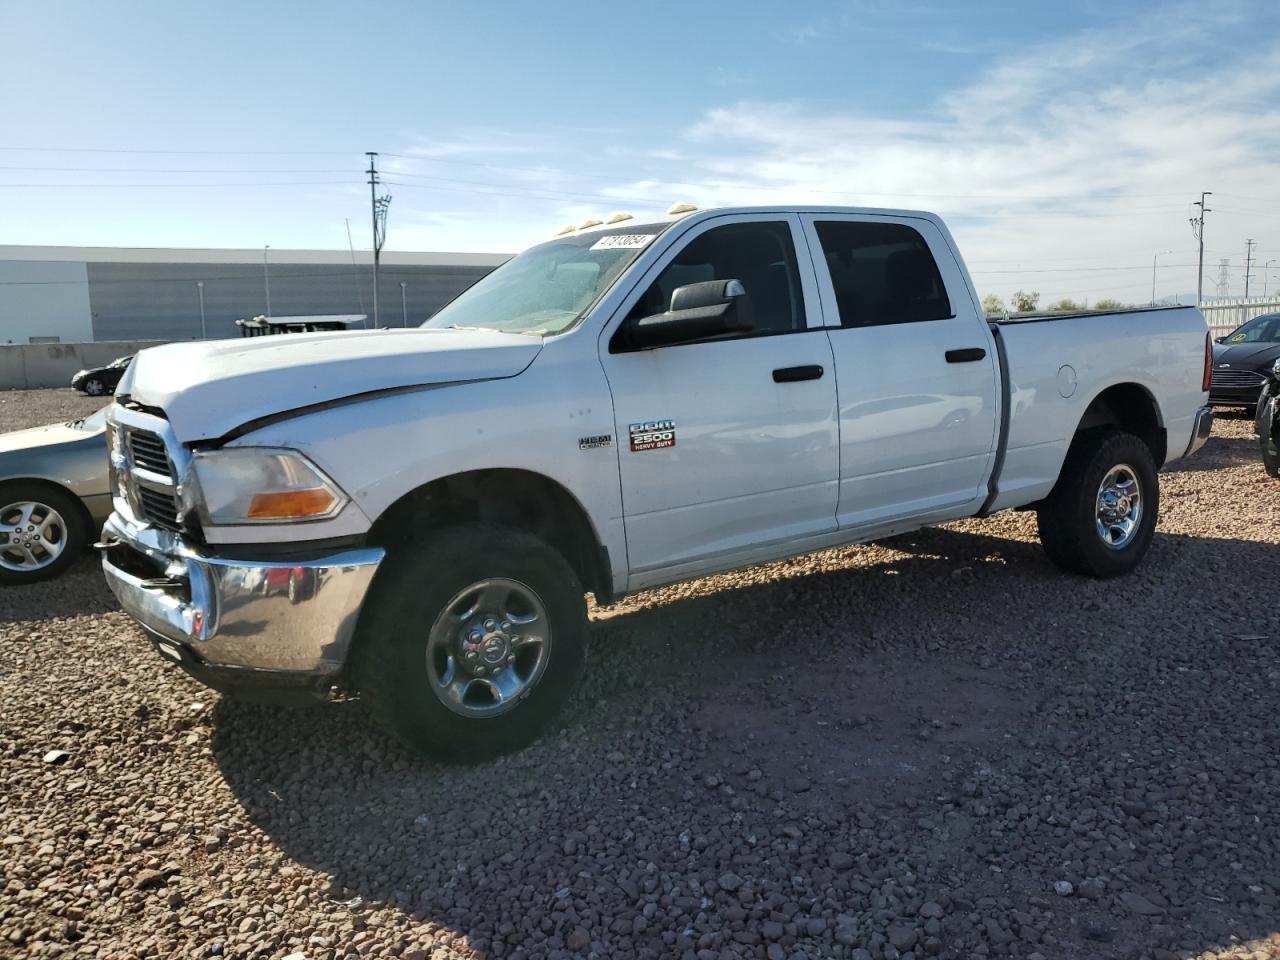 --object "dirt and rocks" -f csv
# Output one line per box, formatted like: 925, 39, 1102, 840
0, 388, 1277, 960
